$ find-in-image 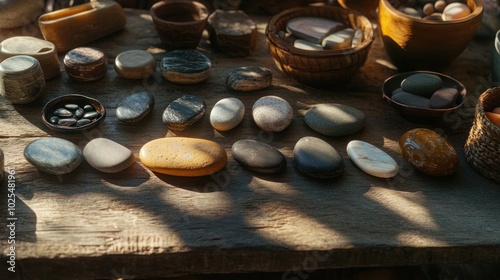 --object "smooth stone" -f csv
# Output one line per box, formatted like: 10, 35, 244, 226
24, 137, 83, 175
83, 111, 100, 119
486, 112, 500, 127
162, 95, 206, 131
139, 137, 227, 177
435, 0, 446, 12
293, 136, 344, 178
210, 97, 245, 131
399, 128, 459, 176
346, 140, 399, 178
54, 108, 73, 117
231, 139, 287, 174
63, 47, 107, 82
114, 49, 156, 79
423, 12, 444, 21
293, 39, 324, 51
116, 91, 155, 123
286, 17, 343, 44
84, 104, 94, 111
227, 66, 272, 92
83, 138, 135, 173
77, 119, 92, 126
160, 49, 211, 84
49, 116, 59, 124
351, 29, 364, 47
304, 103, 366, 137
442, 2, 471, 21
398, 6, 422, 18
423, 3, 435, 15
321, 28, 355, 50
429, 87, 459, 108
392, 90, 431, 108
0, 55, 45, 104
58, 118, 77, 126
75, 107, 84, 118
252, 96, 293, 132
401, 73, 443, 97
64, 104, 79, 110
